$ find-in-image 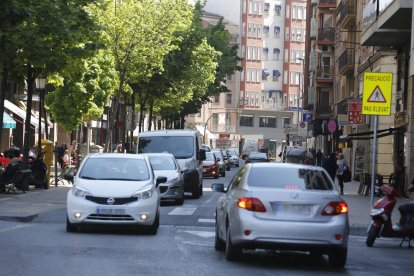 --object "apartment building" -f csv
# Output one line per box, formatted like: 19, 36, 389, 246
304, 0, 413, 195
191, 0, 319, 157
